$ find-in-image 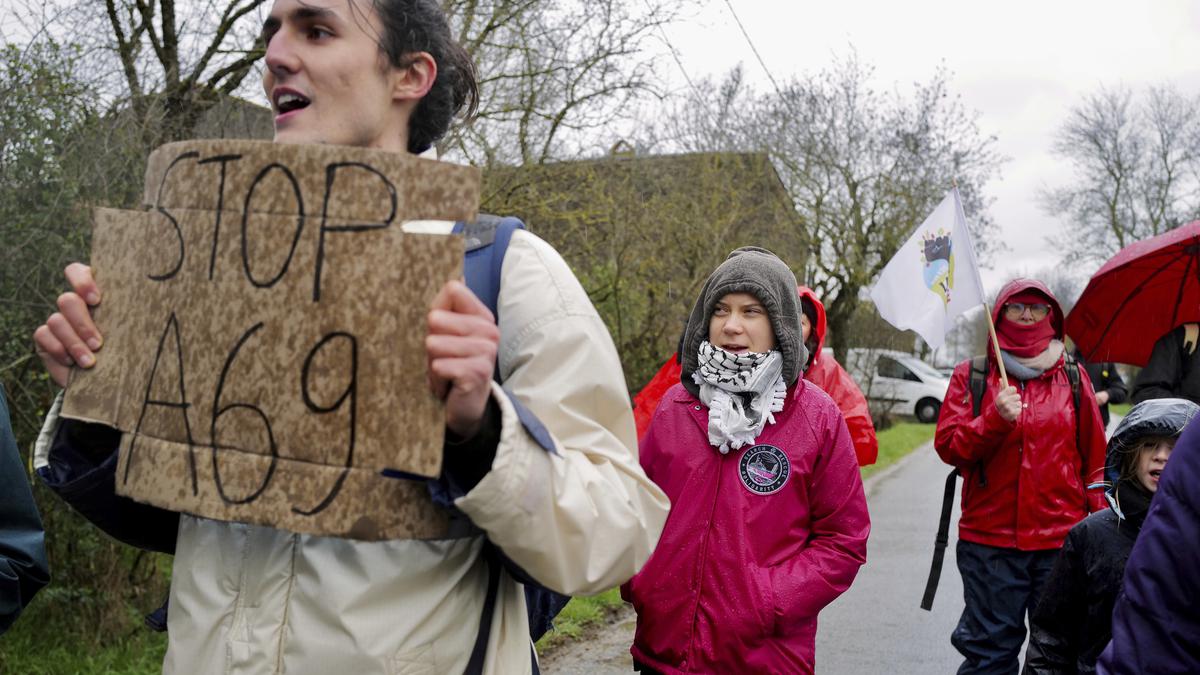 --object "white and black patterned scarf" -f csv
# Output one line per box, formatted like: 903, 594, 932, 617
692, 341, 787, 454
